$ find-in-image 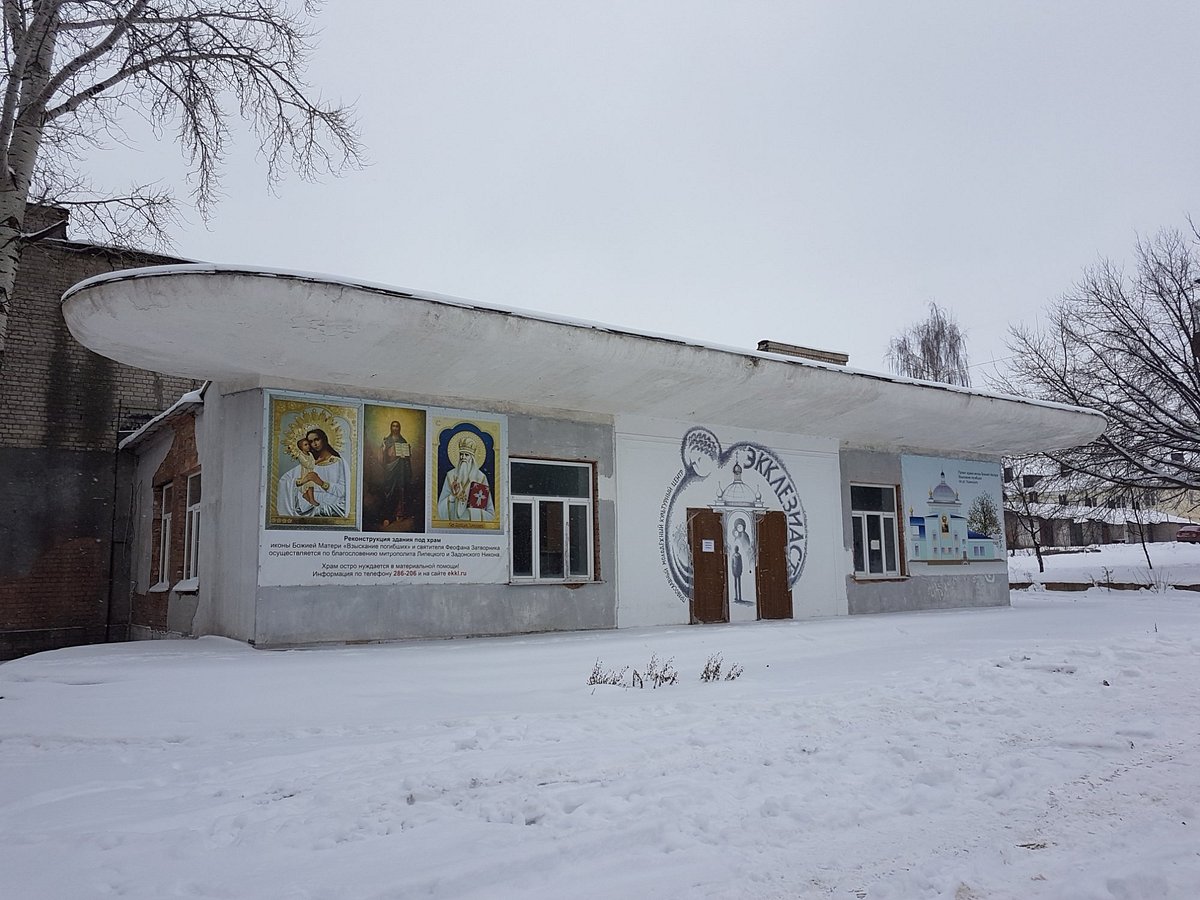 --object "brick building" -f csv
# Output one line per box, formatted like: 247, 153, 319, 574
0, 205, 200, 659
